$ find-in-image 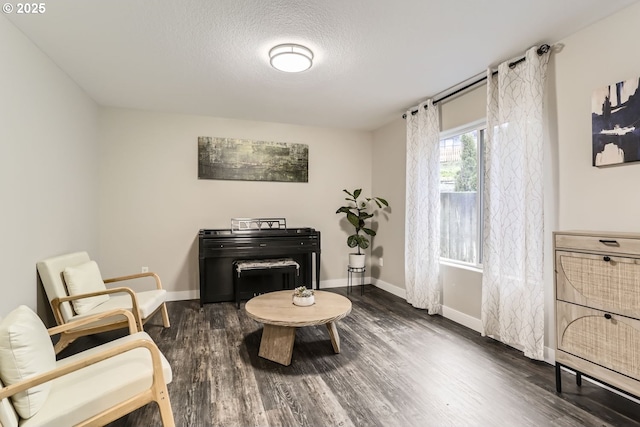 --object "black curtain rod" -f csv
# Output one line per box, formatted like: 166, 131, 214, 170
402, 44, 551, 119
